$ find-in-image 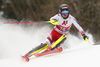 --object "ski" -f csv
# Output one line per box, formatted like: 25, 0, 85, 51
21, 47, 63, 62
21, 55, 30, 62
34, 47, 63, 57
